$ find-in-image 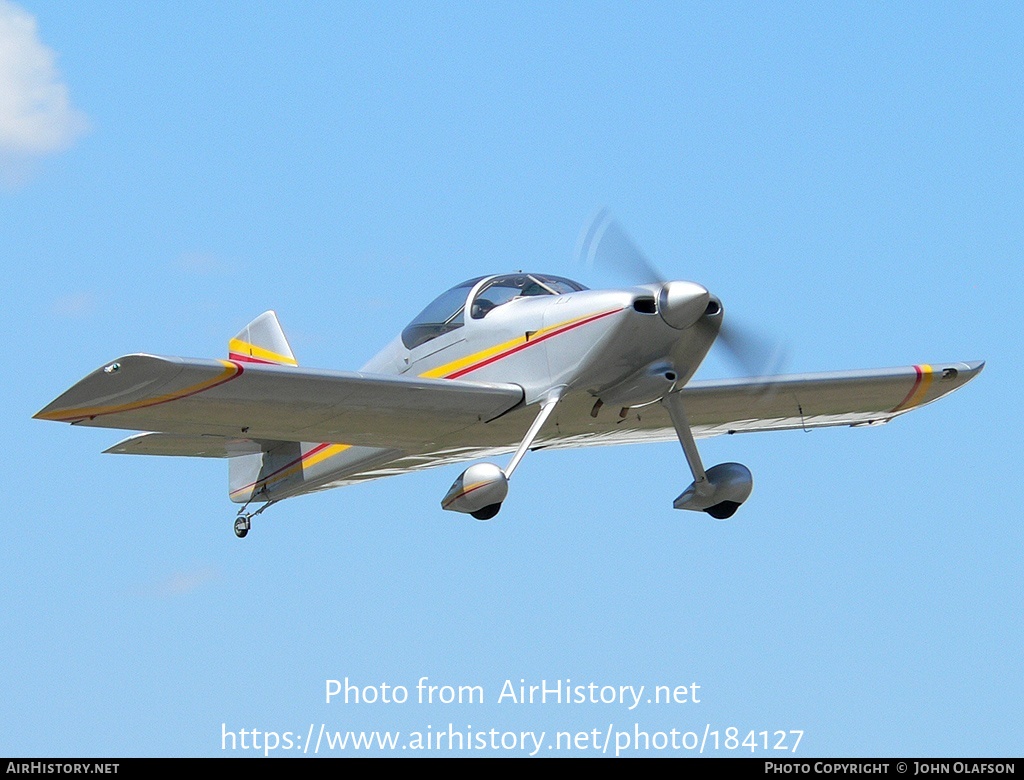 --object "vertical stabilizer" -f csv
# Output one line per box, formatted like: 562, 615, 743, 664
228, 311, 298, 366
